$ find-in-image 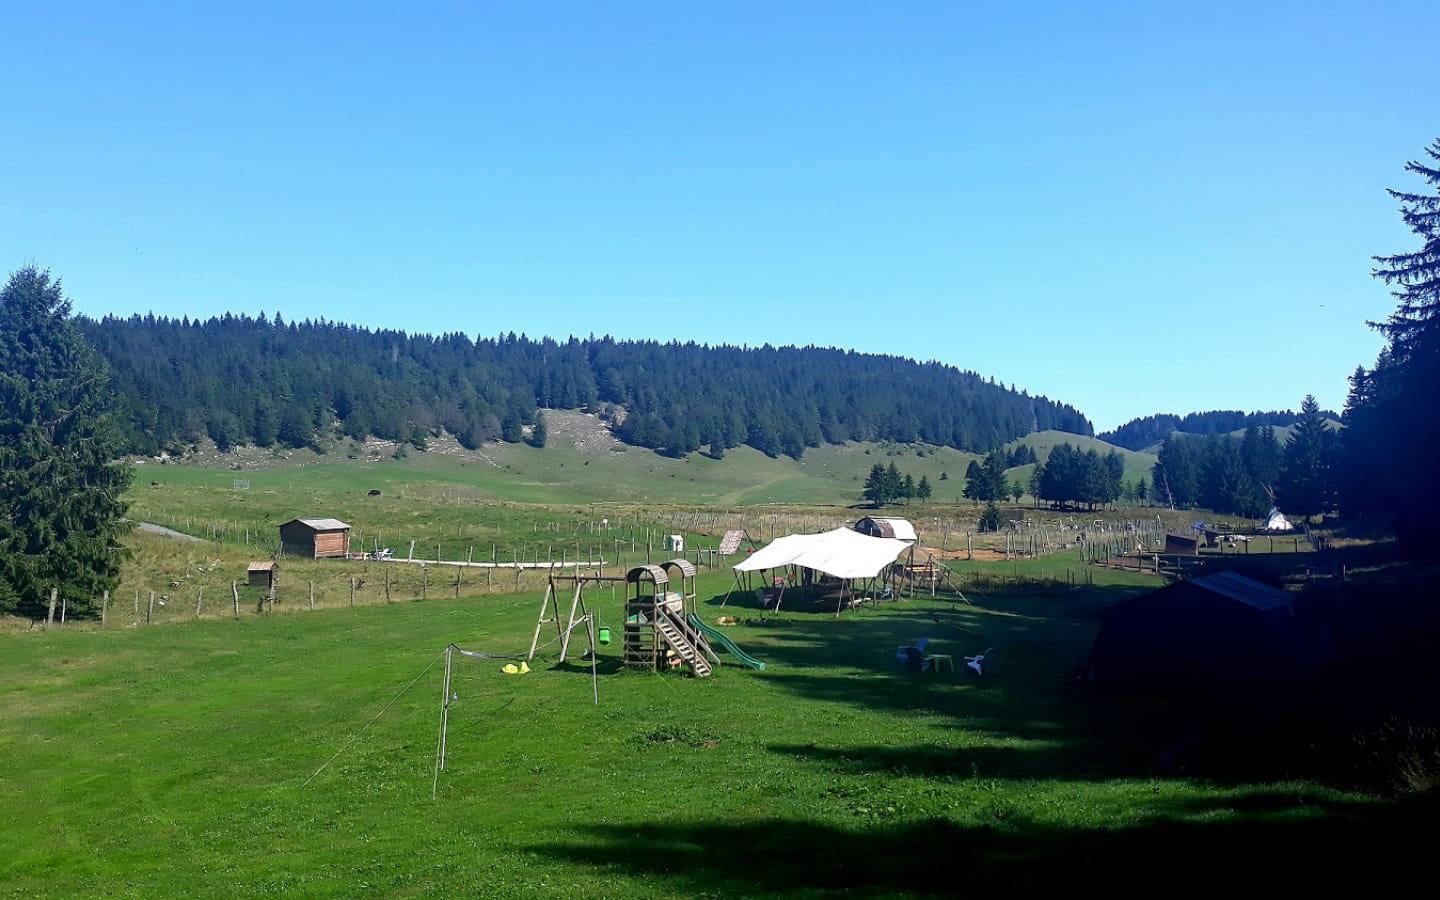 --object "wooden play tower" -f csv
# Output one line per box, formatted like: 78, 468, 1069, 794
623, 561, 718, 677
